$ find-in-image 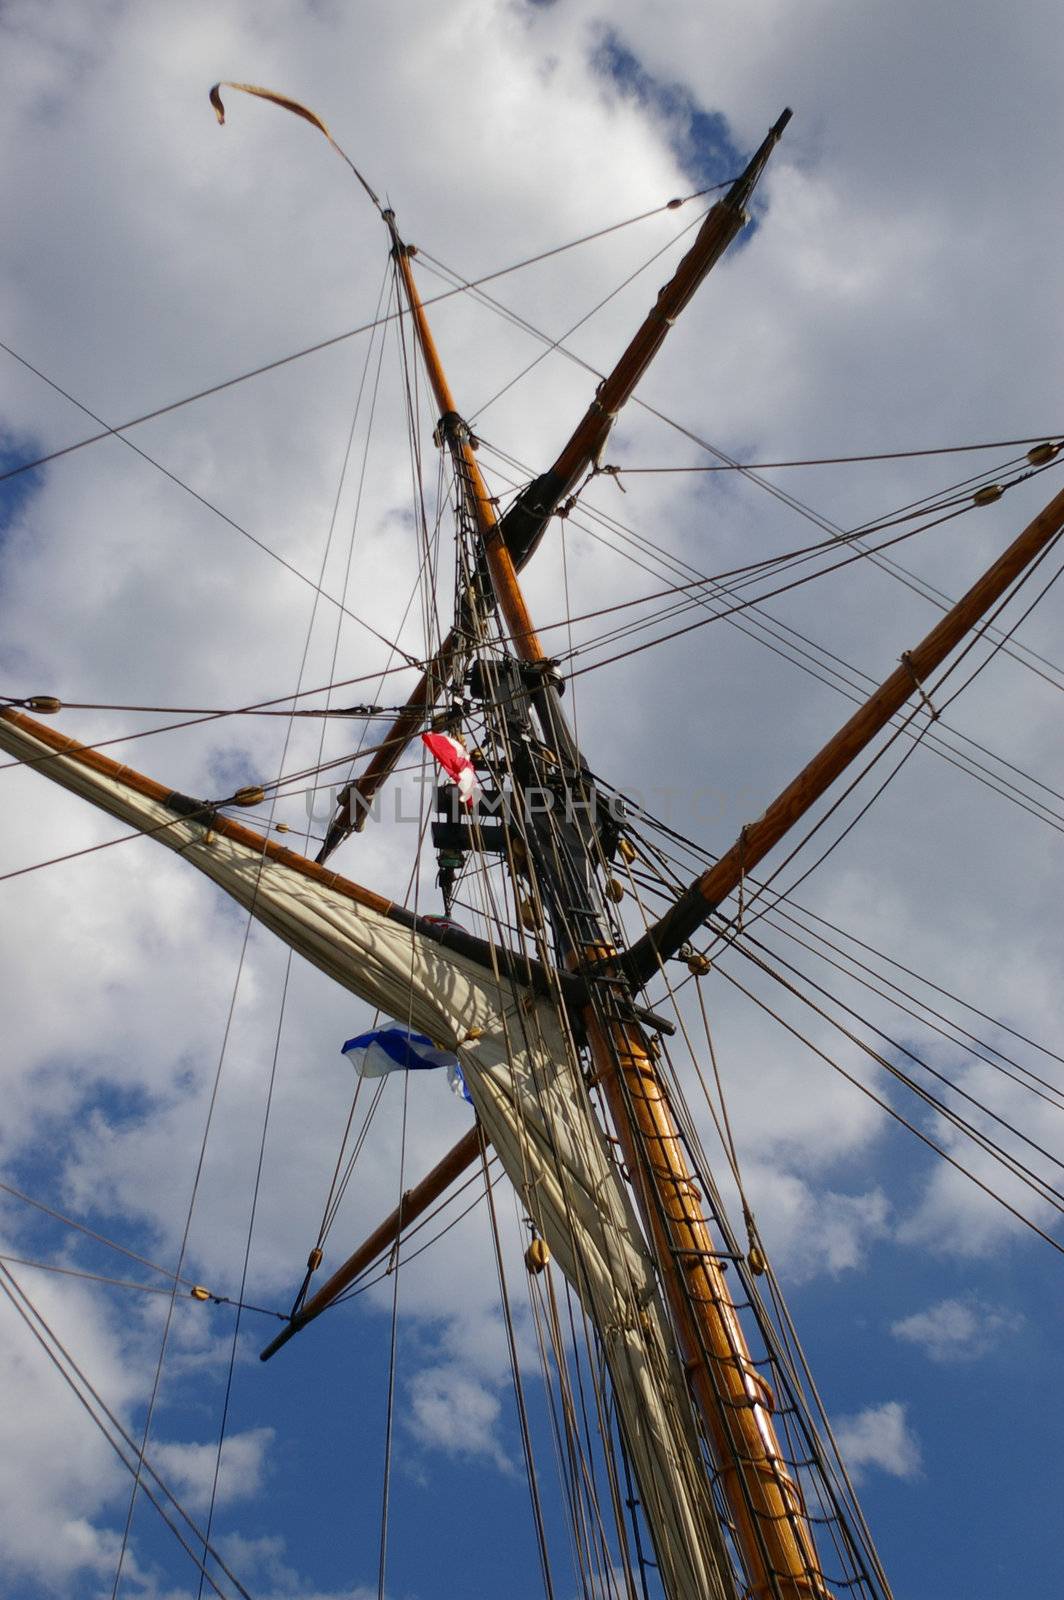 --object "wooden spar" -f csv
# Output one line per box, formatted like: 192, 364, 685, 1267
315, 215, 548, 860
316, 626, 457, 851
316, 110, 791, 858
360, 160, 839, 1598
622, 478, 1064, 986
259, 1125, 483, 1361
576, 479, 1064, 1586
585, 1009, 828, 1600
497, 109, 792, 570
388, 223, 548, 665
0, 706, 397, 915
